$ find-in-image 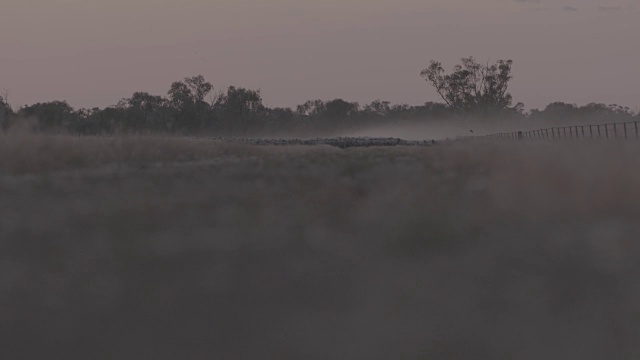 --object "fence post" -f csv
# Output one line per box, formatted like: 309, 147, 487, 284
581, 126, 585, 139
614, 123, 618, 138
605, 124, 609, 139
598, 125, 601, 138
624, 123, 628, 139
589, 125, 593, 139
